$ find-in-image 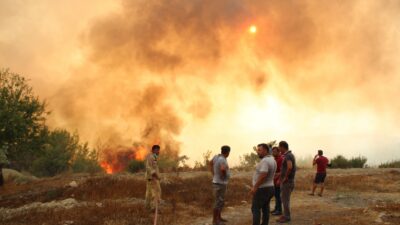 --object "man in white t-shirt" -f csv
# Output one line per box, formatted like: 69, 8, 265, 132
249, 143, 277, 225
209, 145, 231, 225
